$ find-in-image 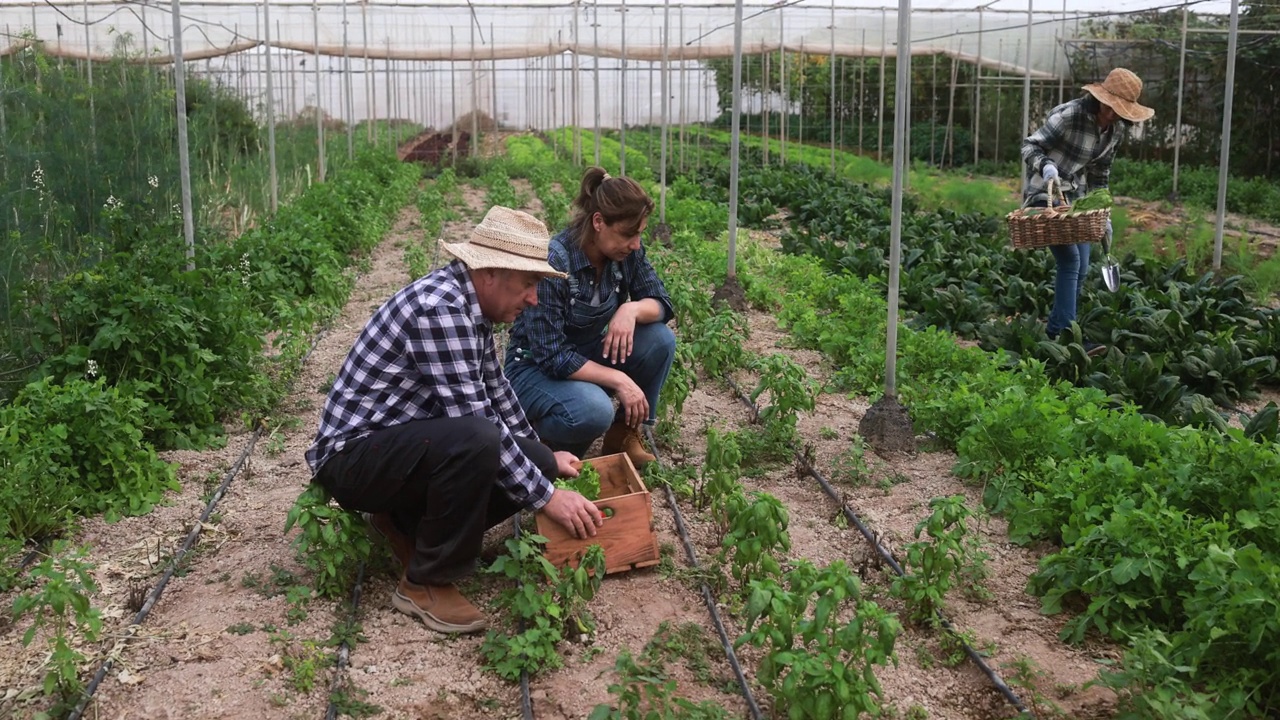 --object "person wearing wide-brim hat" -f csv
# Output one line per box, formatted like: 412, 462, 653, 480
305, 206, 605, 636
1021, 67, 1155, 351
